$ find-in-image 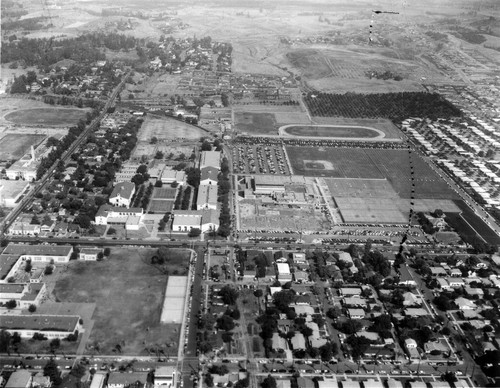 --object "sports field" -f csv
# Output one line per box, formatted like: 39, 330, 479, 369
281, 125, 382, 138
53, 247, 189, 355
149, 199, 174, 213
287, 147, 459, 200
0, 134, 45, 160
153, 187, 178, 200
4, 108, 88, 126
138, 115, 208, 141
